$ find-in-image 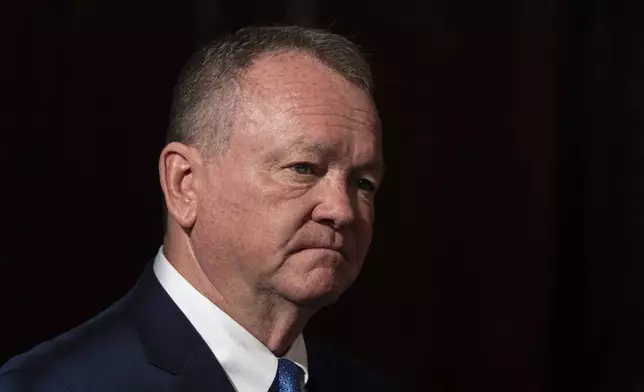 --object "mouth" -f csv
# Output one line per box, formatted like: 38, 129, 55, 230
296, 247, 347, 261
